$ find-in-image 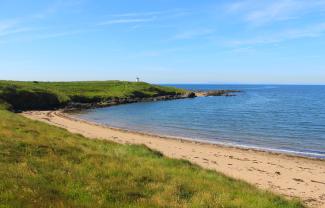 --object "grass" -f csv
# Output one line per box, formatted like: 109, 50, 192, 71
0, 80, 189, 110
0, 108, 304, 208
